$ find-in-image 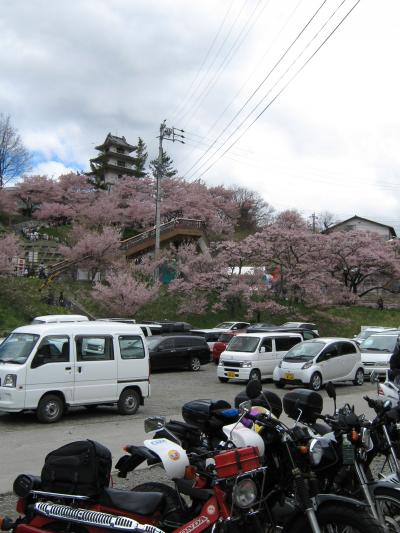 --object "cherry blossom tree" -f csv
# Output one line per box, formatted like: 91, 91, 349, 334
0, 188, 17, 218
59, 225, 123, 280
0, 234, 21, 274
325, 230, 400, 296
13, 175, 59, 217
92, 266, 160, 317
